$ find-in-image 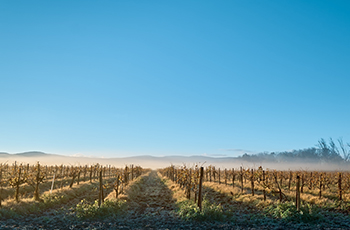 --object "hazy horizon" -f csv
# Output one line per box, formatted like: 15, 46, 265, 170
1, 152, 349, 171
